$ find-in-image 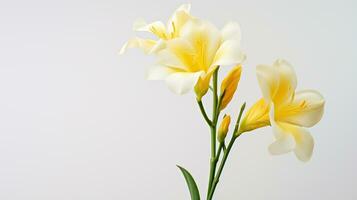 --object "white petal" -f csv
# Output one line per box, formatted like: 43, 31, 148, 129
167, 3, 191, 28
176, 3, 191, 13
269, 133, 296, 155
269, 104, 315, 161
165, 71, 203, 95
294, 128, 314, 162
256, 65, 279, 103
149, 39, 166, 54
282, 90, 325, 127
119, 37, 156, 54
221, 22, 241, 43
133, 20, 168, 39
269, 104, 296, 154
212, 39, 246, 67
146, 66, 173, 80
